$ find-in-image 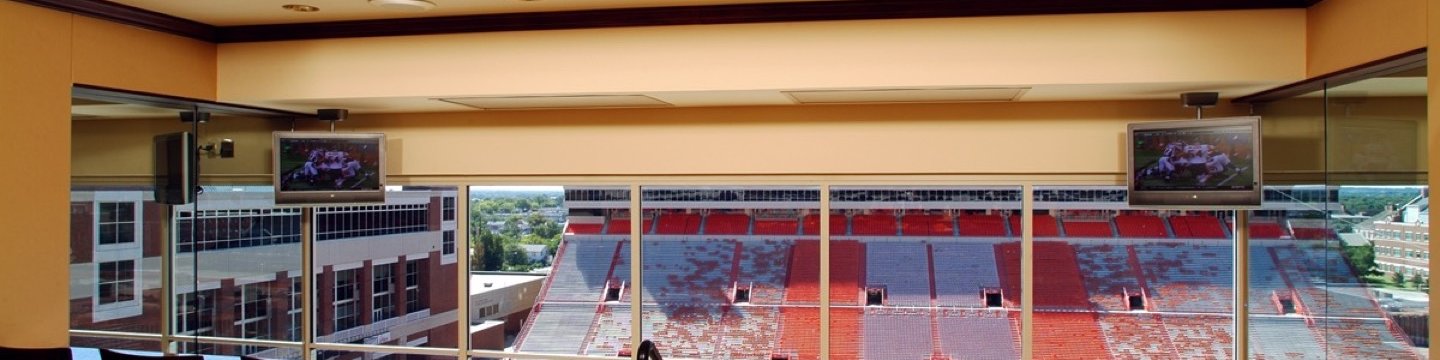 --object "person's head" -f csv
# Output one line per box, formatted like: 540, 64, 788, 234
637, 340, 662, 360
